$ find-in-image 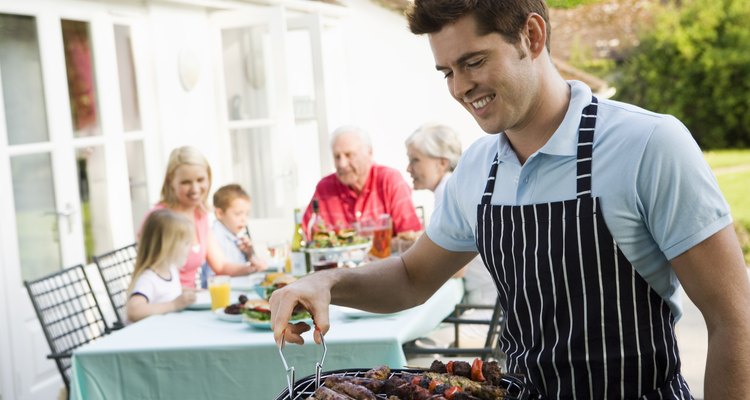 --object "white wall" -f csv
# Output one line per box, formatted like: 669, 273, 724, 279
145, 3, 226, 192
331, 0, 486, 218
